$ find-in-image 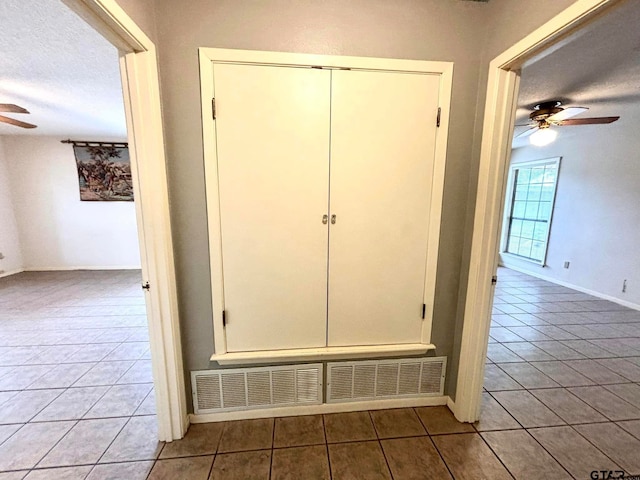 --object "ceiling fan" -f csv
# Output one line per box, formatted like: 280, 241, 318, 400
516, 100, 619, 146
0, 104, 37, 129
